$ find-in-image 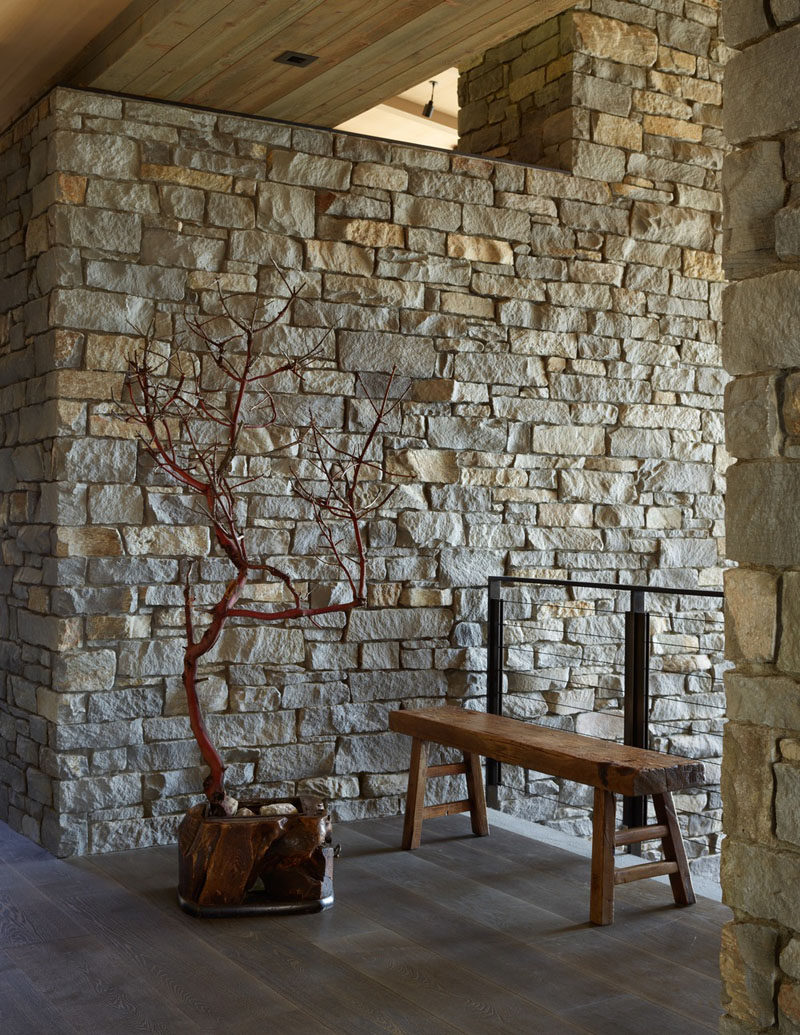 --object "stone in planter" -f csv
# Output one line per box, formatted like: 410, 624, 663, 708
177, 795, 334, 917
